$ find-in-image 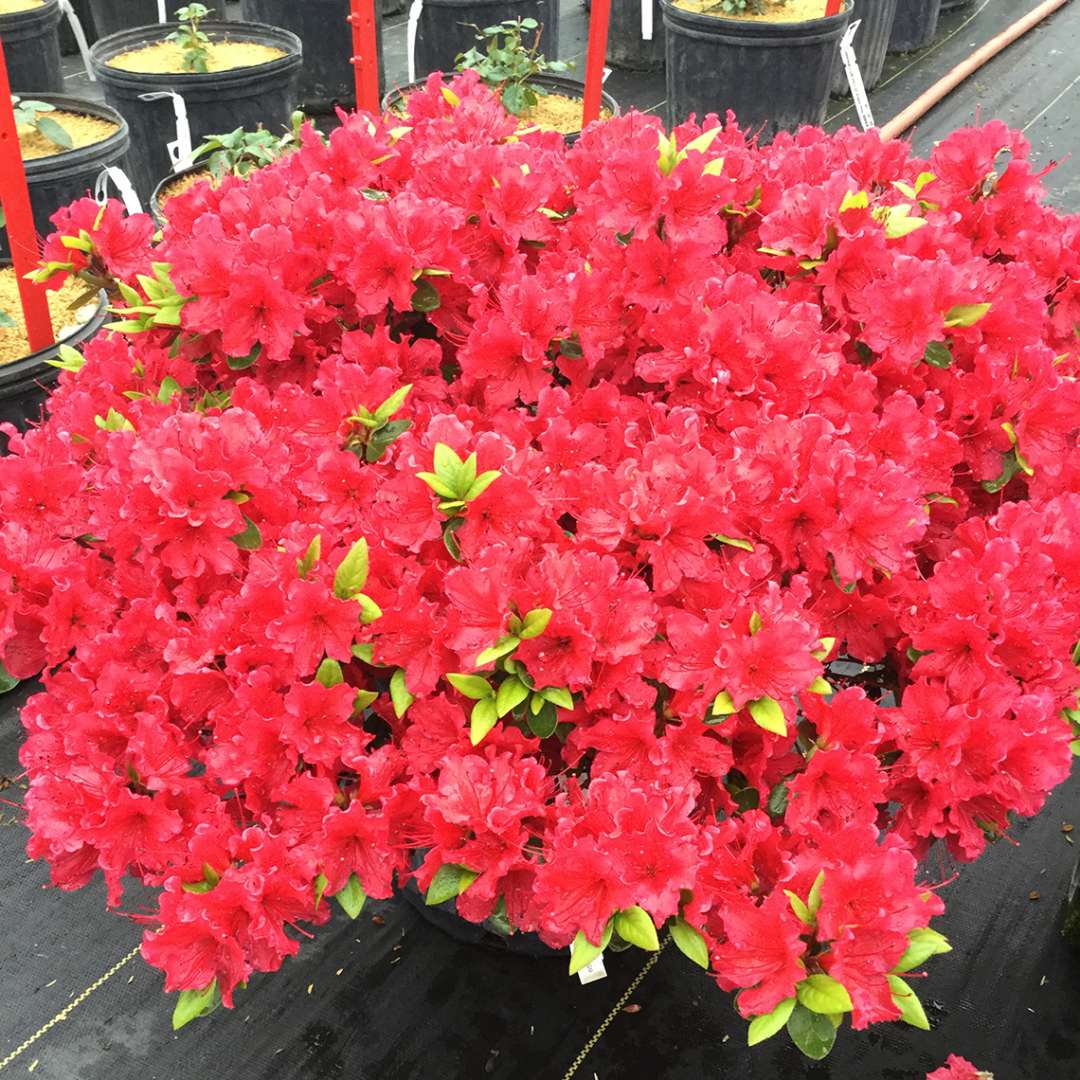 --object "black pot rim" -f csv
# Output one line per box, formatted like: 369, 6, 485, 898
89, 20, 303, 88
13, 93, 130, 180
0, 282, 108, 387
0, 0, 61, 28
661, 0, 852, 41
382, 74, 621, 138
